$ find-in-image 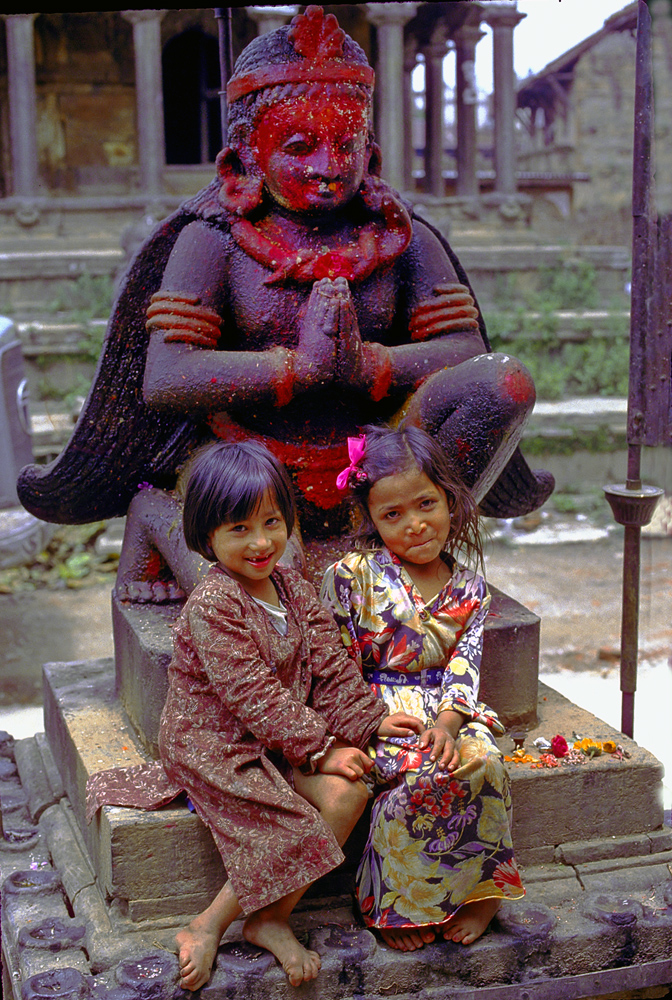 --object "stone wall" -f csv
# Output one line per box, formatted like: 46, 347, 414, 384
570, 28, 637, 246
0, 13, 137, 196
518, 2, 672, 246
518, 24, 637, 246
